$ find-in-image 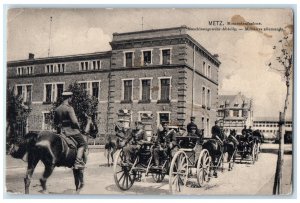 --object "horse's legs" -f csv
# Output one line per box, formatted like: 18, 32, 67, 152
73, 169, 80, 191
78, 169, 85, 191
39, 164, 55, 193
24, 155, 39, 194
